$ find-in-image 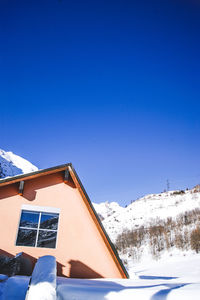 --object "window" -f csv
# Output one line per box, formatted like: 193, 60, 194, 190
16, 210, 59, 249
